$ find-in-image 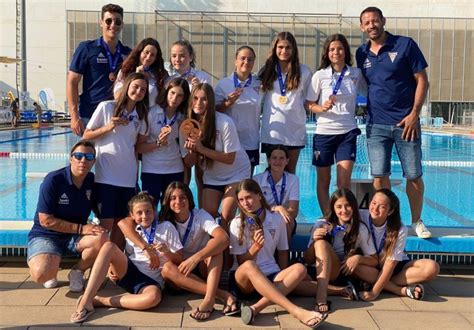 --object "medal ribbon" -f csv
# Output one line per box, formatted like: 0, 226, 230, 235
369, 216, 387, 255
181, 210, 194, 246
331, 66, 348, 96
141, 219, 158, 244
163, 112, 178, 127
233, 72, 252, 89
100, 37, 122, 73
330, 223, 347, 236
267, 172, 286, 206
276, 63, 287, 97
246, 207, 264, 226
